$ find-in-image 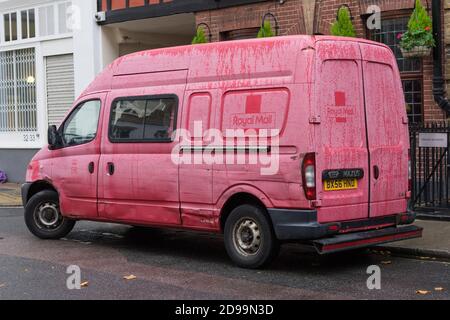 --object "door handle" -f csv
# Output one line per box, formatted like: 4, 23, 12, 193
373, 165, 380, 180
88, 162, 95, 174
107, 162, 115, 176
